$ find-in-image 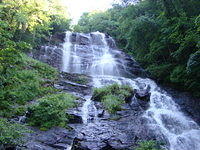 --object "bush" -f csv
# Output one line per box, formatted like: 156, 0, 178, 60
136, 141, 162, 150
8, 70, 42, 104
27, 93, 76, 130
0, 53, 58, 117
0, 118, 30, 147
92, 84, 133, 113
22, 54, 58, 80
102, 95, 124, 113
